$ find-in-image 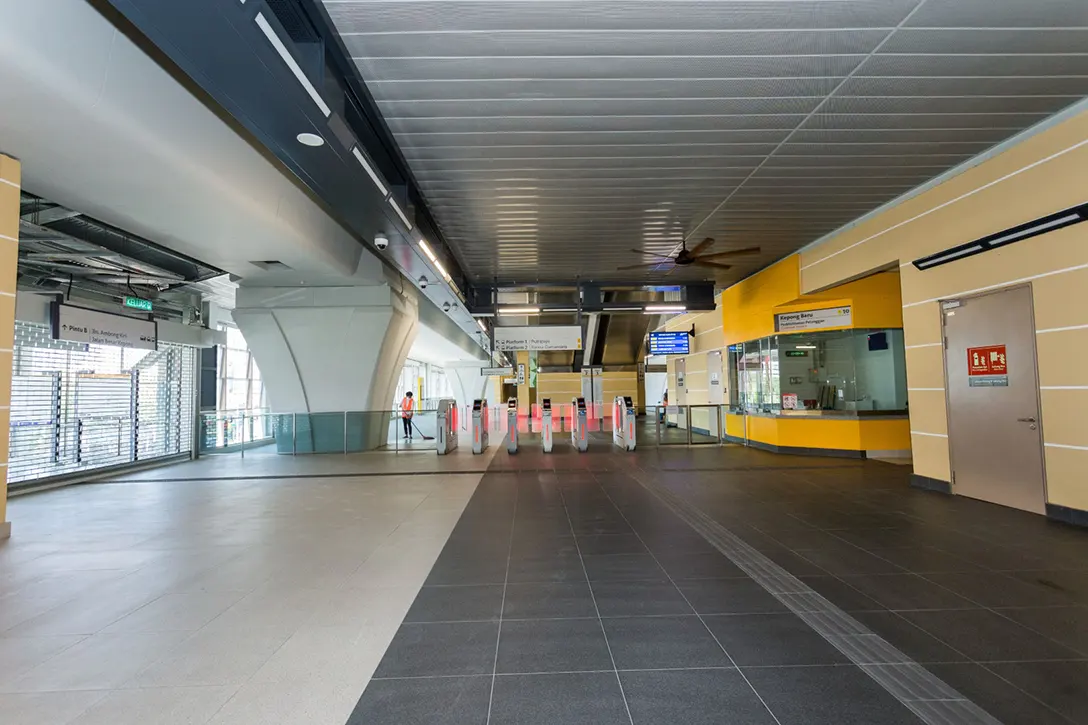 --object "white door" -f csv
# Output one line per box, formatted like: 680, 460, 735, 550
943, 285, 1046, 514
